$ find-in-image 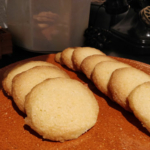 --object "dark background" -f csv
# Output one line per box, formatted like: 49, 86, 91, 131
1, 0, 150, 69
